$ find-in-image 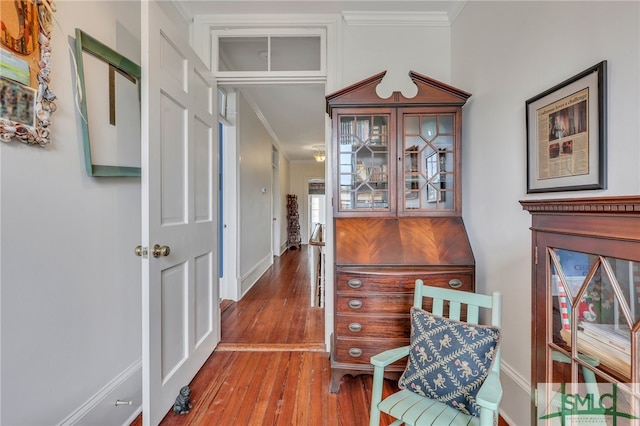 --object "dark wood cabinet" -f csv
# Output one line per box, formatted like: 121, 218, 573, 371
327, 71, 470, 217
329, 217, 475, 392
326, 72, 475, 392
521, 196, 640, 422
